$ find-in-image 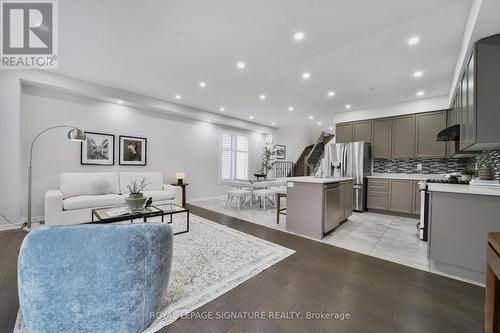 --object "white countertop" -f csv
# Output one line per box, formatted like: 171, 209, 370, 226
367, 173, 445, 181
286, 176, 354, 184
427, 183, 500, 197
